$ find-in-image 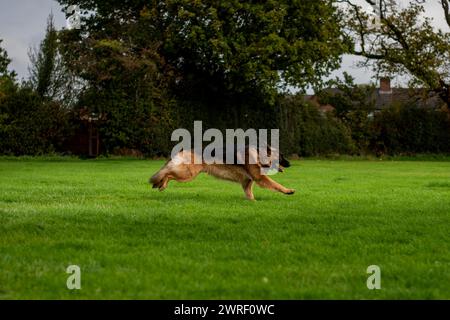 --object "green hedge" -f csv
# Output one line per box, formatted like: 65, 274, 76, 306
1, 90, 449, 157
277, 96, 355, 156
0, 88, 71, 155
371, 104, 450, 155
